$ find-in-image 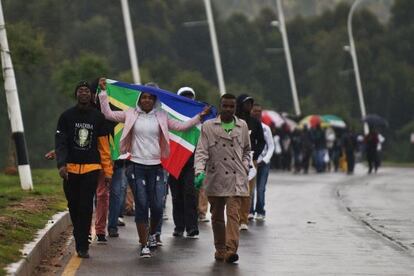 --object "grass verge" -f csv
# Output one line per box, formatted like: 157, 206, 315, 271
0, 169, 66, 276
